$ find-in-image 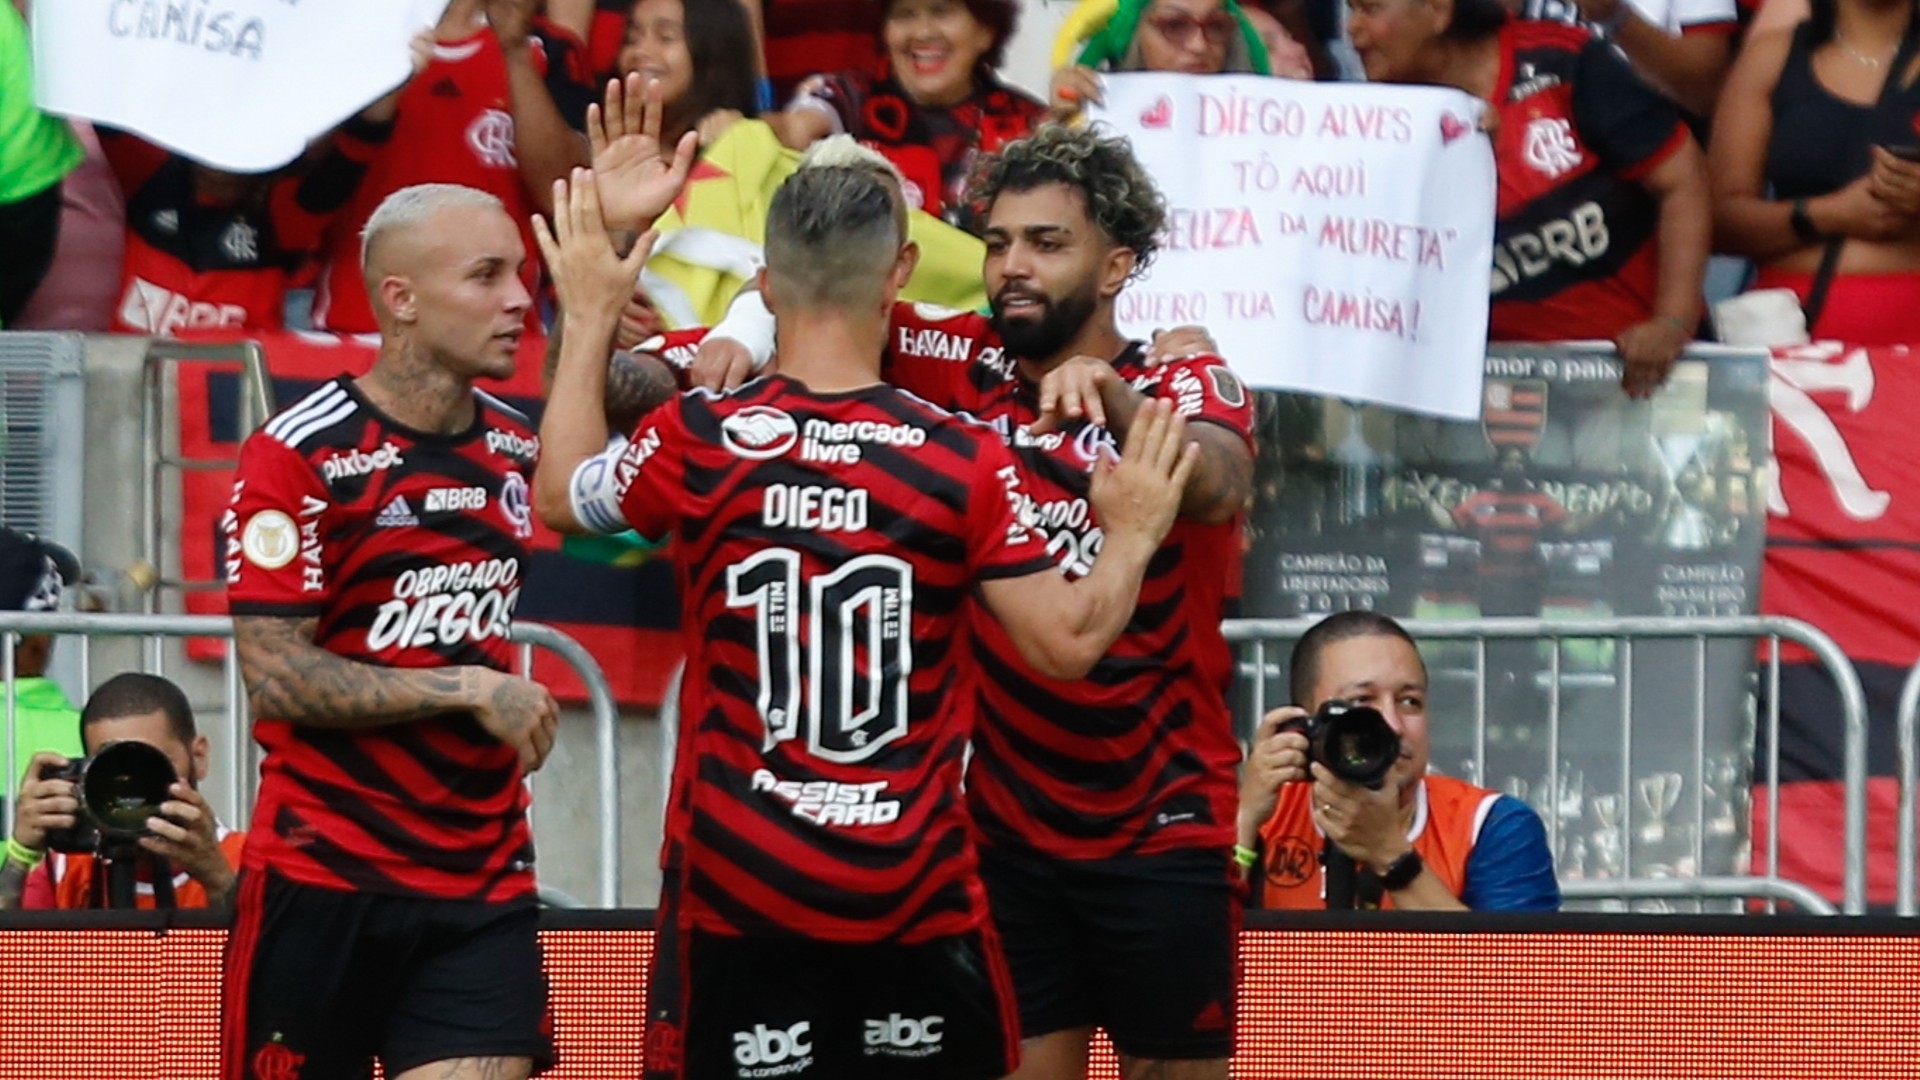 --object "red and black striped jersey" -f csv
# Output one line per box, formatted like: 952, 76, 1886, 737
1486, 21, 1689, 343
102, 120, 389, 337
880, 302, 1255, 860
575, 375, 1055, 942
224, 376, 541, 902
313, 25, 589, 334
